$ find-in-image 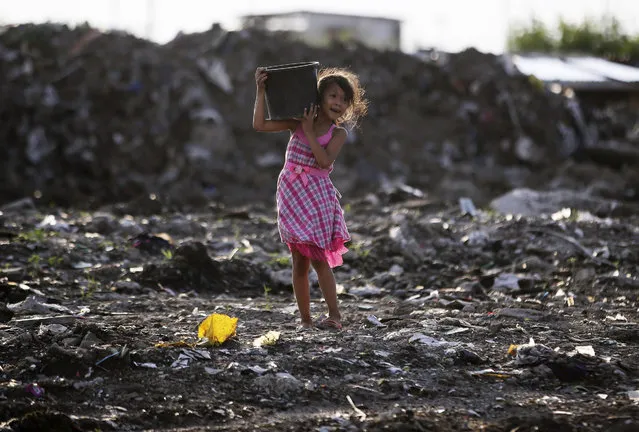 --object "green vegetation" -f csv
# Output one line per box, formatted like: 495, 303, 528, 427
268, 253, 291, 267
508, 17, 639, 62
263, 284, 273, 311
18, 229, 47, 242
